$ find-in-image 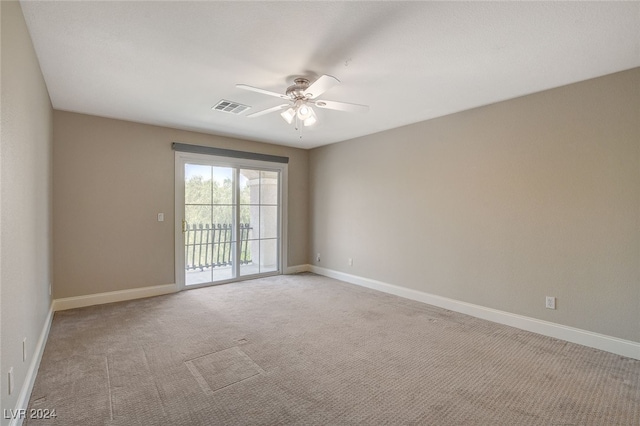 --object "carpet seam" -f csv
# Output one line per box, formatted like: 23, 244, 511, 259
104, 356, 114, 421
